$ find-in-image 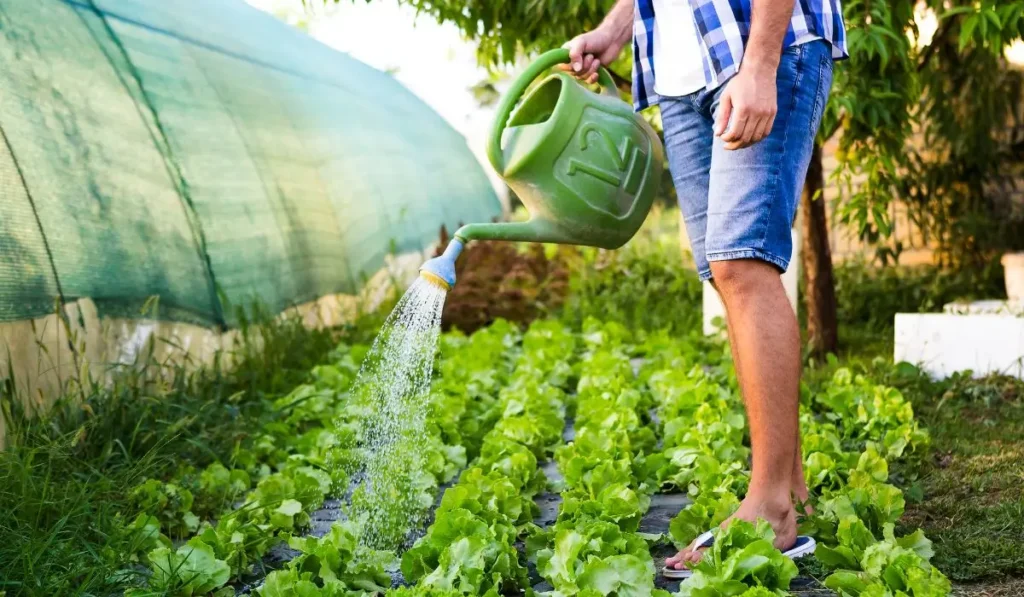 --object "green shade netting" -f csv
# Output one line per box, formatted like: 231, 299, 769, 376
0, 0, 501, 327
